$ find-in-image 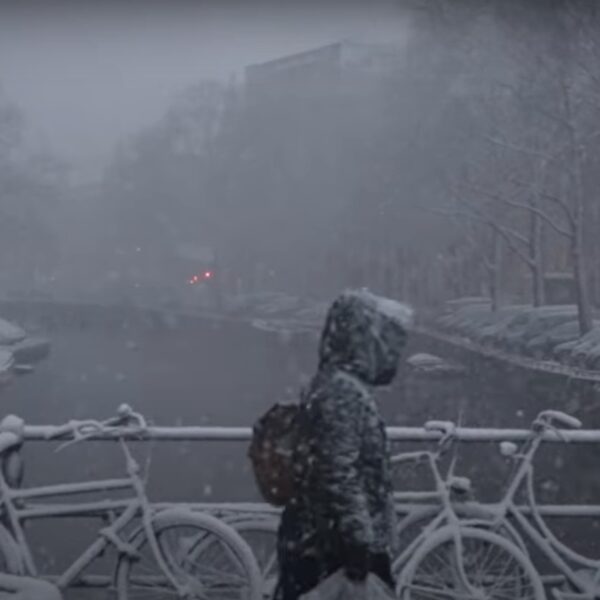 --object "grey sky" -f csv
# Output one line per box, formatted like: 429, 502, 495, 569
0, 0, 407, 182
